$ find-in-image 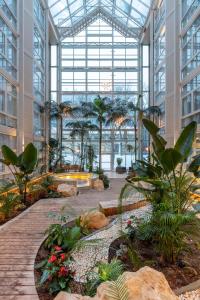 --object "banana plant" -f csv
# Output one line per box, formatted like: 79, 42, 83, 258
0, 143, 38, 204
120, 119, 200, 213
